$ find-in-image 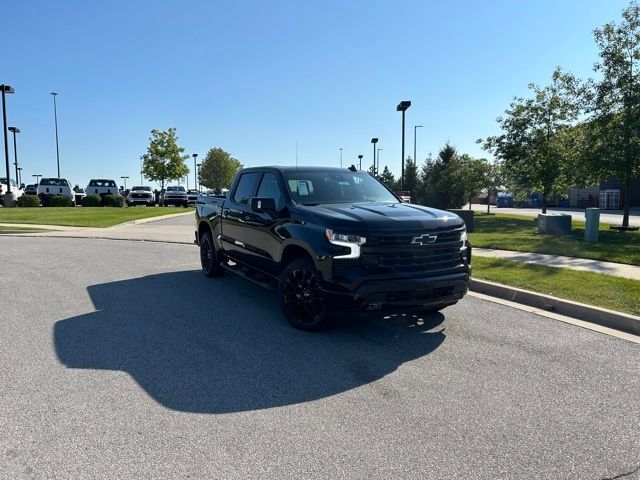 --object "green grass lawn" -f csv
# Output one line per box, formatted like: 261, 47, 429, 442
0, 225, 49, 233
473, 256, 640, 316
0, 206, 194, 228
469, 213, 640, 265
